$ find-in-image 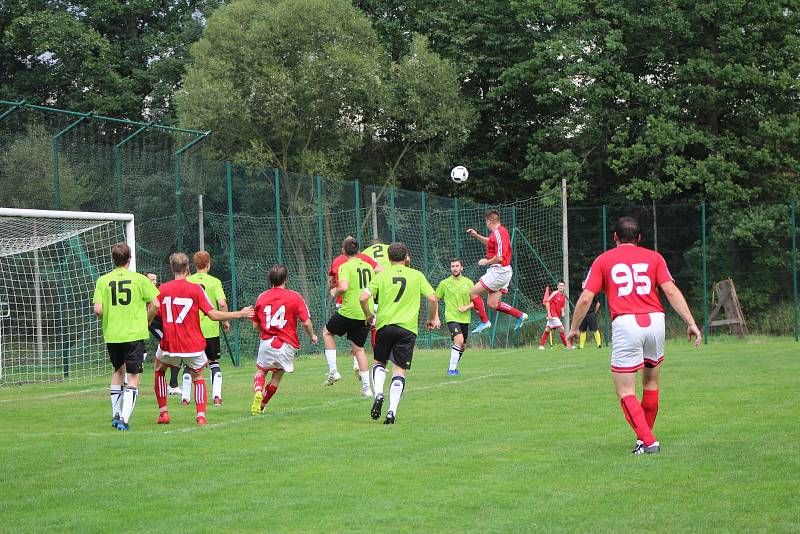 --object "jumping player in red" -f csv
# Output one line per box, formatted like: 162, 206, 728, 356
568, 217, 701, 454
152, 253, 253, 426
251, 264, 318, 415
467, 209, 527, 333
538, 281, 573, 349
